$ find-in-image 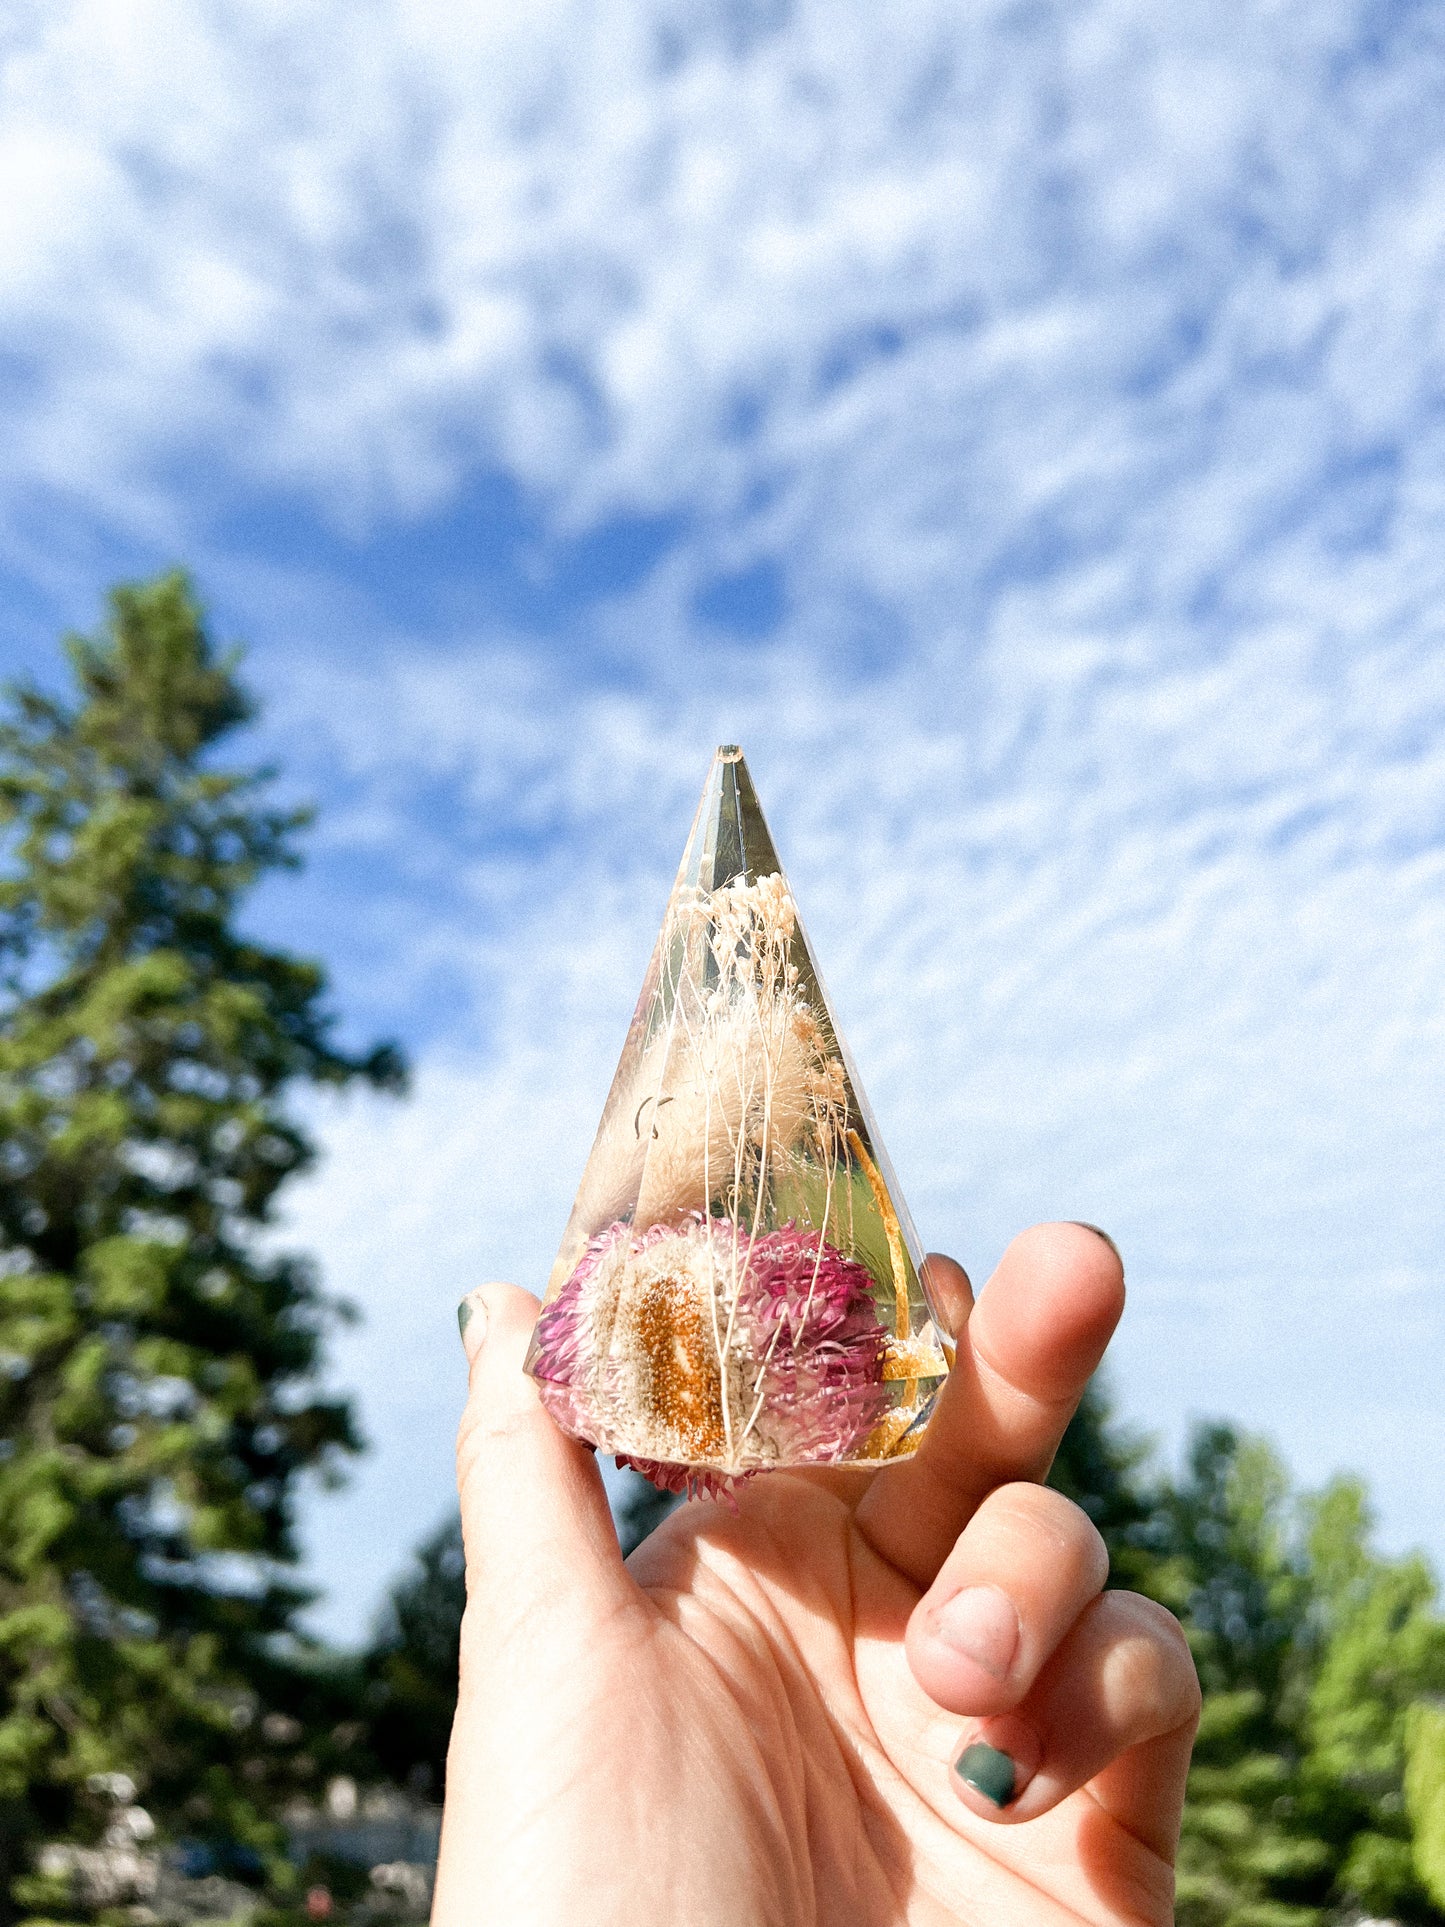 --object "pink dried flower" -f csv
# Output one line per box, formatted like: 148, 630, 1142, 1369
530, 1216, 888, 1496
